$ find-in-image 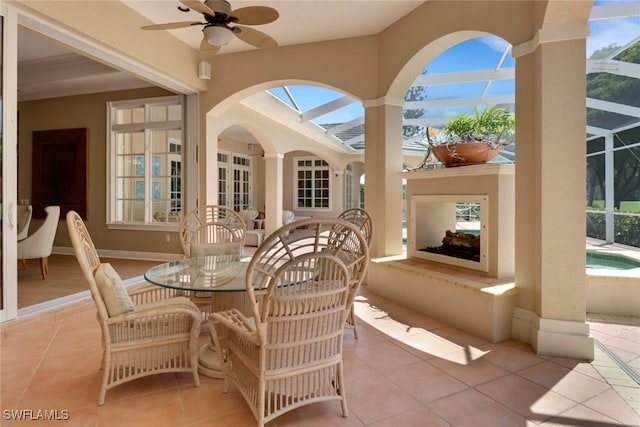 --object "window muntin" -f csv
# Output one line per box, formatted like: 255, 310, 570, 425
295, 157, 331, 210
108, 96, 183, 227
